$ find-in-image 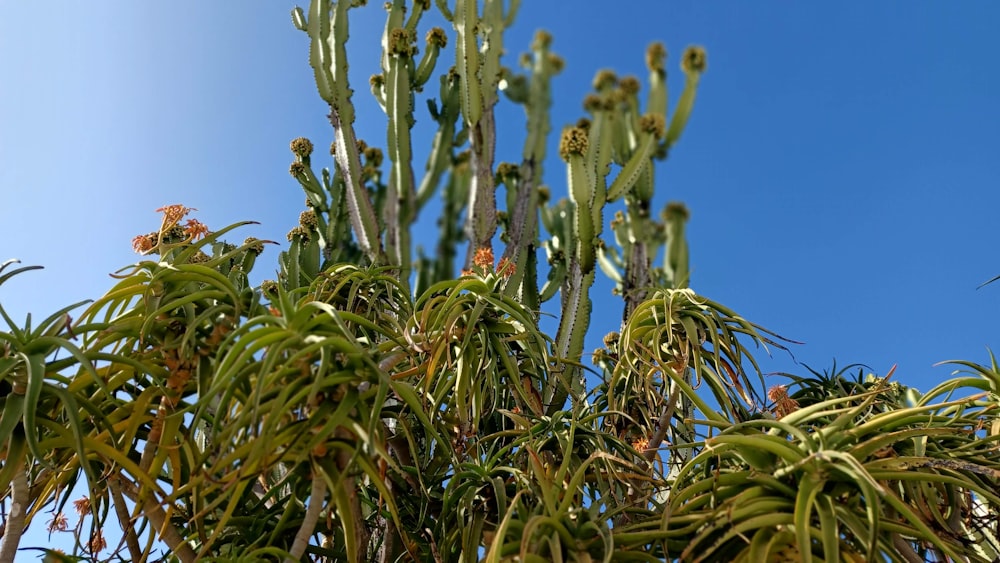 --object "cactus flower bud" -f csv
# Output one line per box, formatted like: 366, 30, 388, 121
426, 27, 448, 48
532, 30, 552, 50
559, 127, 589, 160
592, 69, 617, 92
603, 331, 620, 348
496, 162, 519, 180
583, 94, 604, 114
681, 46, 707, 74
261, 280, 279, 295
290, 137, 314, 158
389, 27, 414, 57
537, 185, 550, 204
287, 226, 311, 244
640, 113, 666, 139
244, 237, 265, 256
664, 202, 690, 222
364, 146, 384, 167
546, 53, 565, 74
188, 251, 211, 264
646, 42, 667, 73
545, 53, 566, 74
619, 76, 641, 96
299, 209, 318, 230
